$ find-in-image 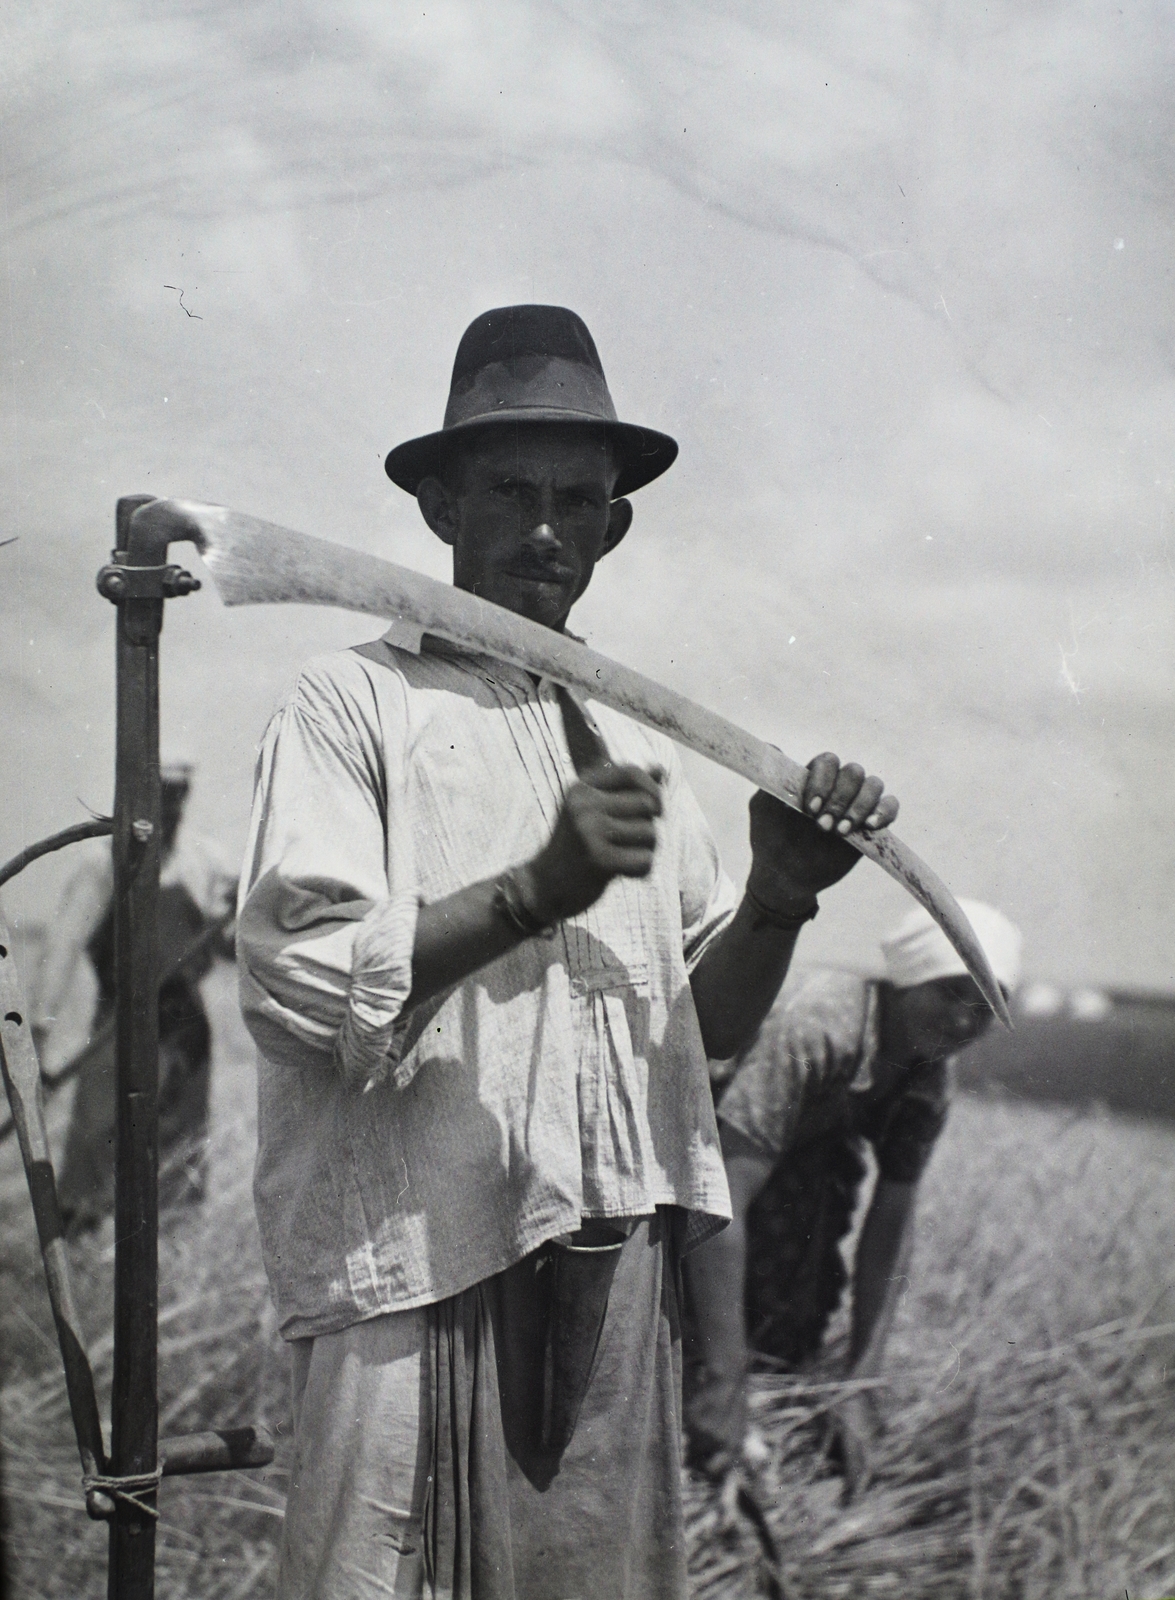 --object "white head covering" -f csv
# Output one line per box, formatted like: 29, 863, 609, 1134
881, 899, 1022, 993
159, 752, 194, 789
